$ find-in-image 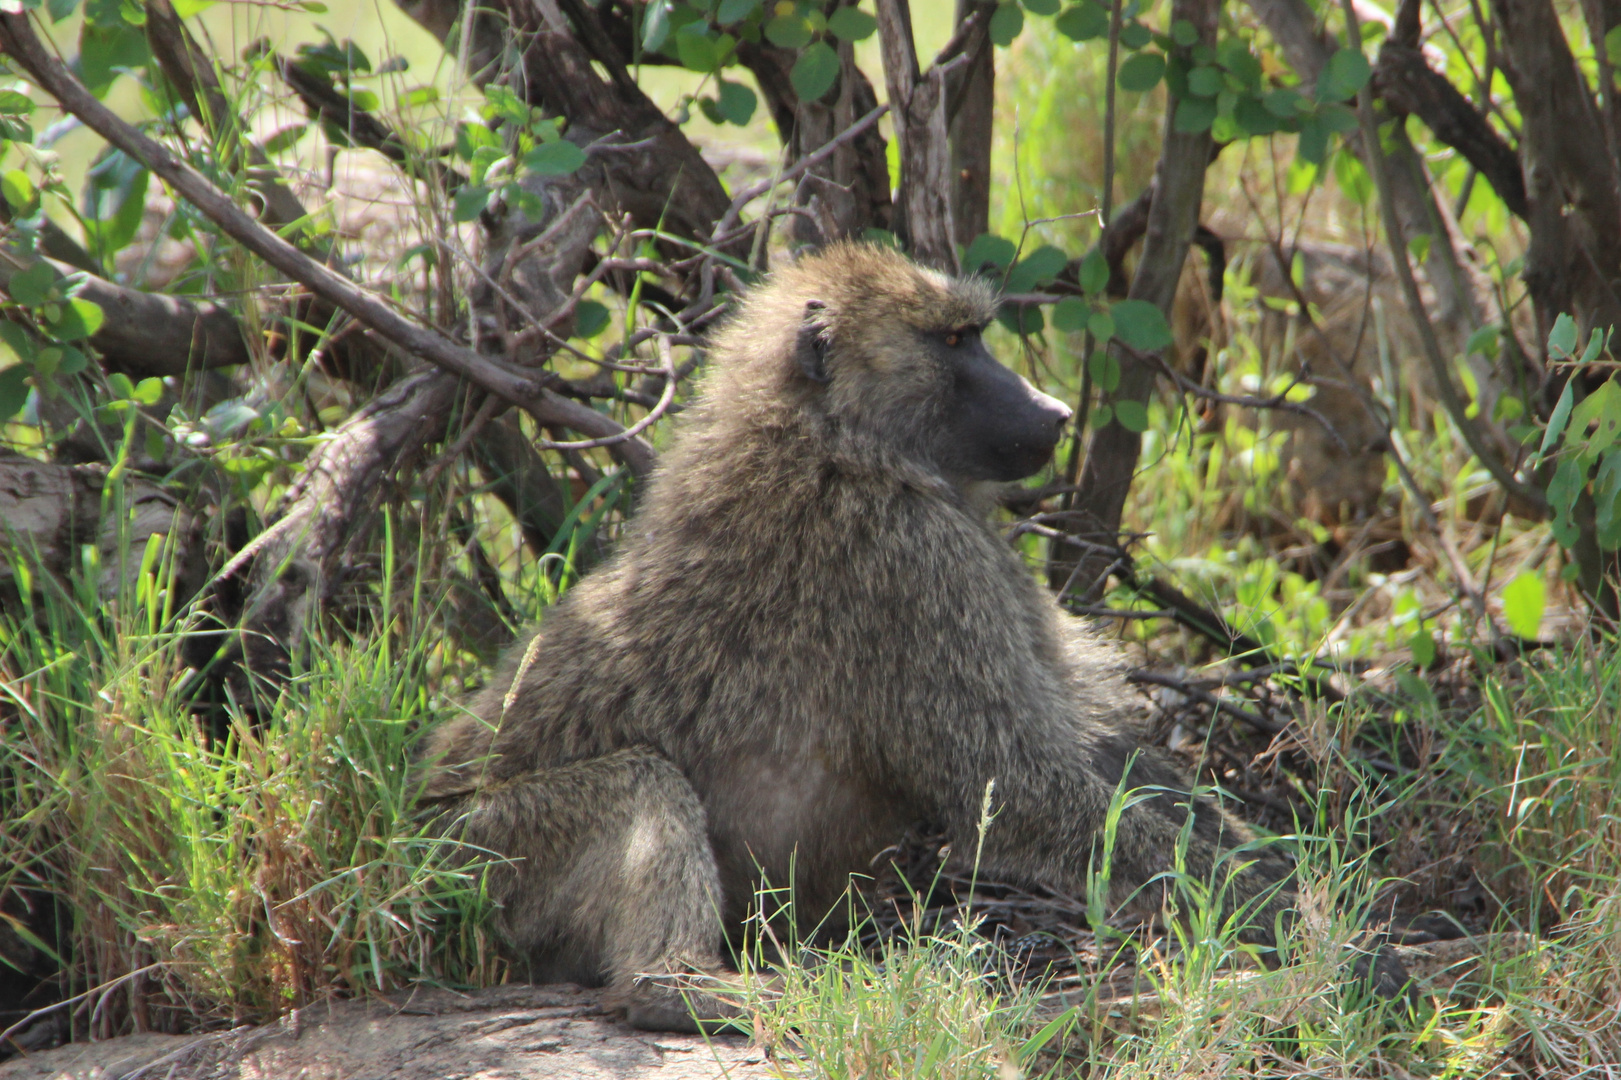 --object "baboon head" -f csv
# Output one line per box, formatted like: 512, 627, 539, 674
710, 243, 1073, 484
